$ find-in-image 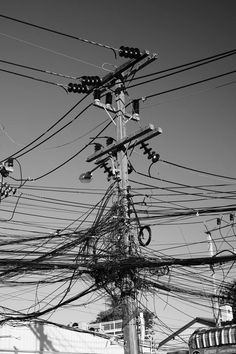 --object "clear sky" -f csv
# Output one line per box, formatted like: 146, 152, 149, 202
0, 0, 235, 351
